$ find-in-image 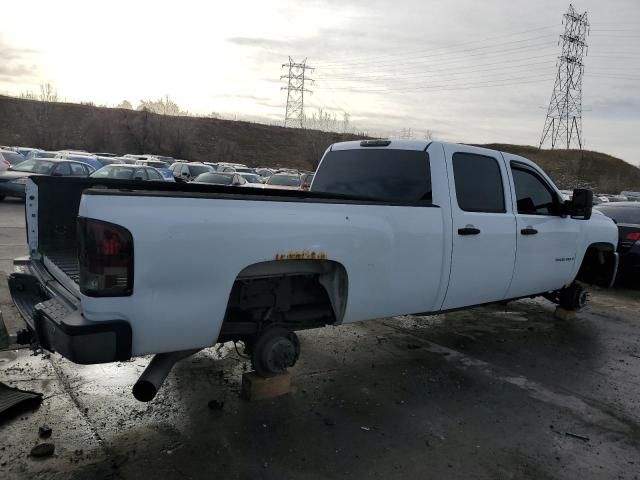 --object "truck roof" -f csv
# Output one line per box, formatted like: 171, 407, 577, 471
330, 140, 534, 164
